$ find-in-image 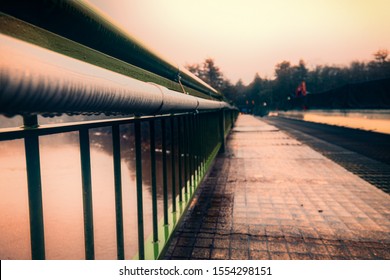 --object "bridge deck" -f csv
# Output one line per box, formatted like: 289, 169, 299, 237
163, 114, 390, 260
